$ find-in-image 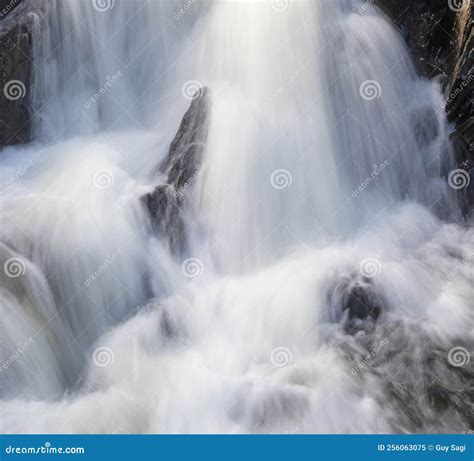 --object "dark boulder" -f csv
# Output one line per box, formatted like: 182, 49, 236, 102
141, 88, 210, 253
